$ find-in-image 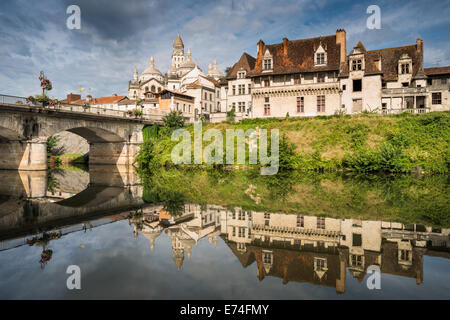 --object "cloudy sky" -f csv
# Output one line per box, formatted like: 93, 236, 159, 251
1, 0, 449, 99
